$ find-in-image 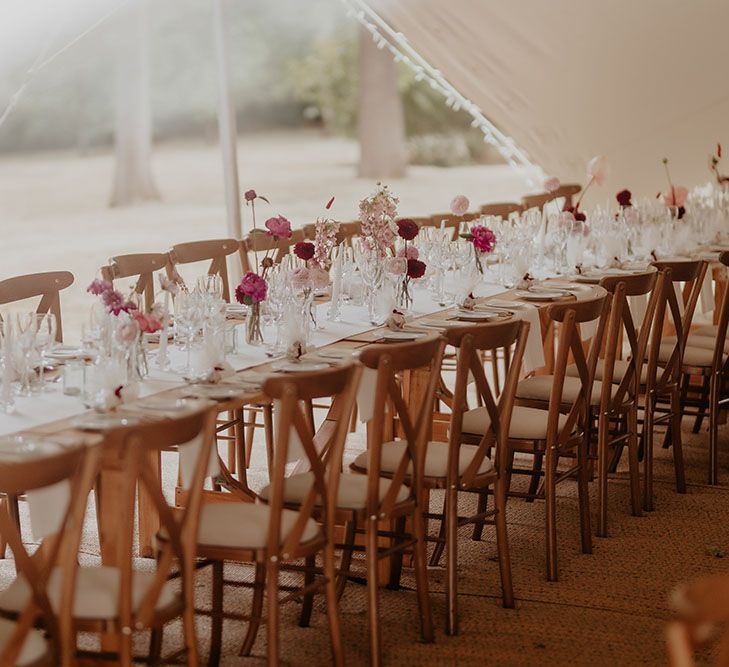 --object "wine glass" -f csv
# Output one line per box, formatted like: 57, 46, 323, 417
357, 251, 385, 325
33, 313, 57, 392
0, 319, 15, 413
14, 313, 37, 396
